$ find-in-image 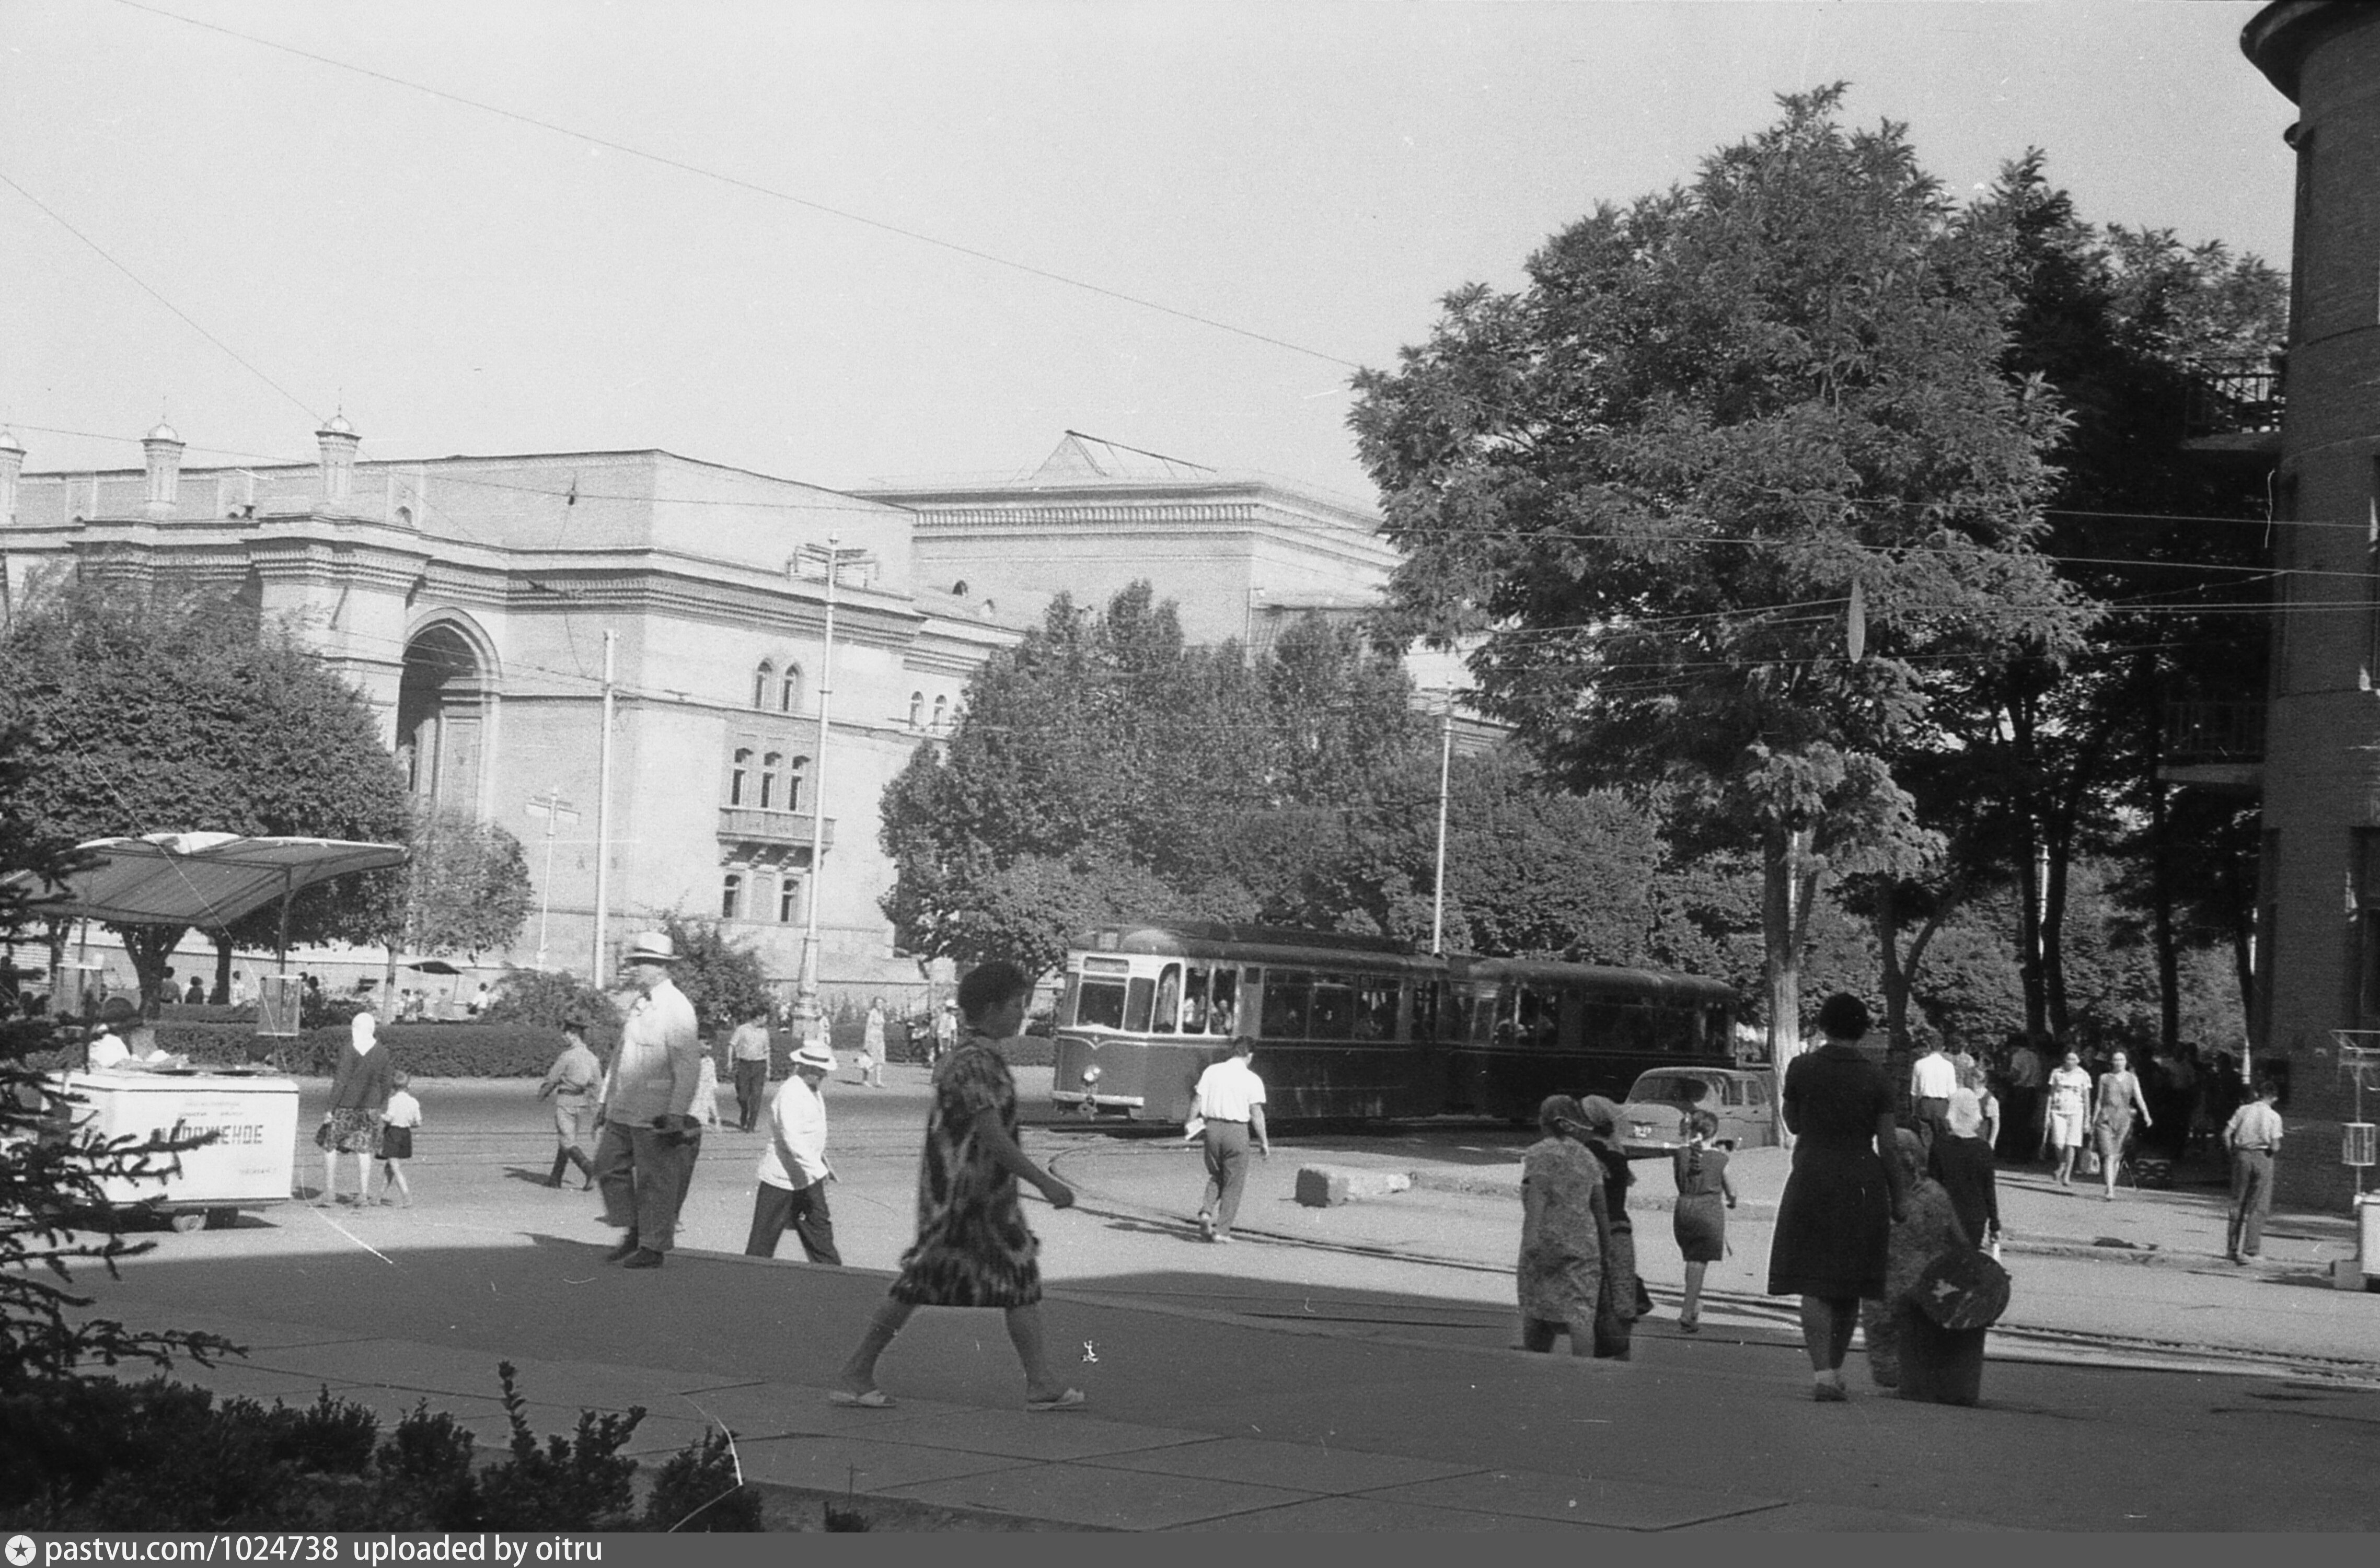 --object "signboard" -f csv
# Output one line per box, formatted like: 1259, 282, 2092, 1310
256, 972, 302, 1037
